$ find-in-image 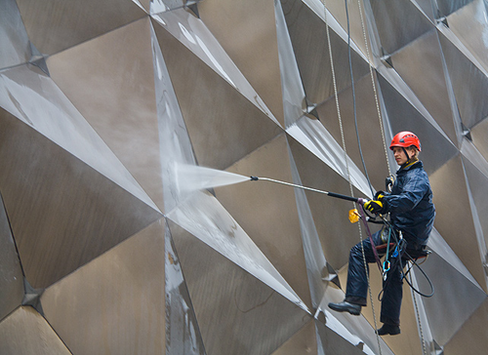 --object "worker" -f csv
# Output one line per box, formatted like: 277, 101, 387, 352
328, 131, 435, 336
